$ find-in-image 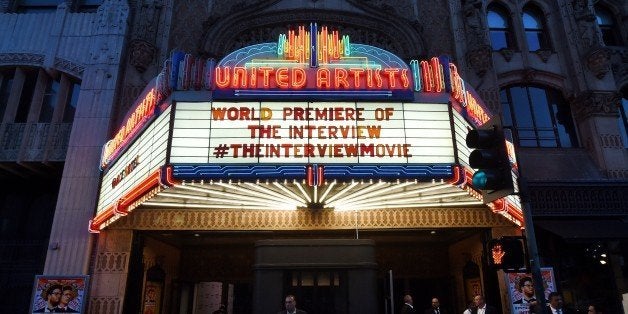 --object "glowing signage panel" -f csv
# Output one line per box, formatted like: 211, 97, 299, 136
169, 102, 455, 165
96, 107, 171, 215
